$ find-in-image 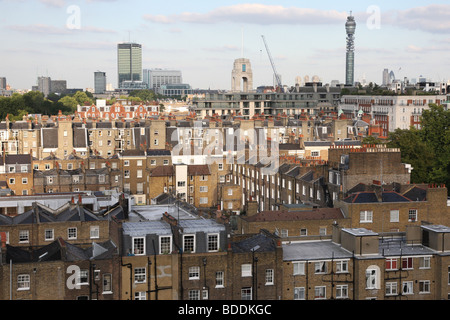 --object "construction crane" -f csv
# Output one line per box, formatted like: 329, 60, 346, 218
261, 35, 282, 91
